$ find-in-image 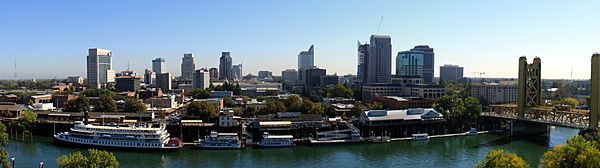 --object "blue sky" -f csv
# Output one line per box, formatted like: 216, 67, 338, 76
1, 0, 599, 79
